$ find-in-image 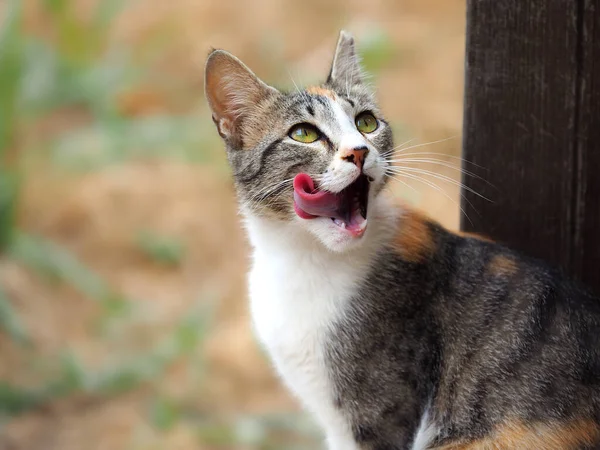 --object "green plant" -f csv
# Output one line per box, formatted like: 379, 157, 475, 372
0, 0, 139, 344
0, 2, 306, 447
0, 307, 210, 417
0, 0, 27, 344
136, 230, 185, 267
358, 28, 395, 76
0, 0, 22, 153
0, 285, 28, 345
